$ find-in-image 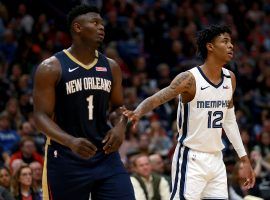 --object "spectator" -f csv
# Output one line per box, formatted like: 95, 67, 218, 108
0, 186, 15, 200
16, 4, 34, 34
149, 153, 171, 185
0, 0, 269, 197
0, 166, 11, 191
119, 122, 139, 165
240, 128, 255, 155
2, 98, 24, 130
138, 134, 150, 155
254, 131, 270, 158
229, 161, 262, 199
146, 120, 172, 156
18, 121, 45, 154
11, 164, 40, 200
130, 154, 170, 200
29, 162, 42, 199
250, 149, 270, 198
0, 112, 20, 154
0, 29, 17, 64
9, 137, 43, 169
10, 159, 24, 176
